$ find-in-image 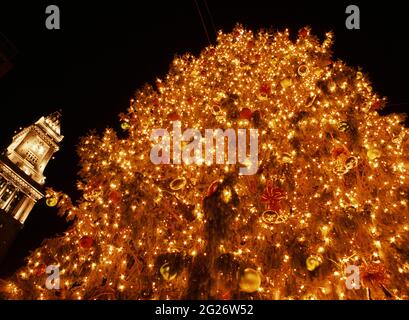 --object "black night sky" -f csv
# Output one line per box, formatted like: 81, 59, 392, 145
0, 1, 408, 277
